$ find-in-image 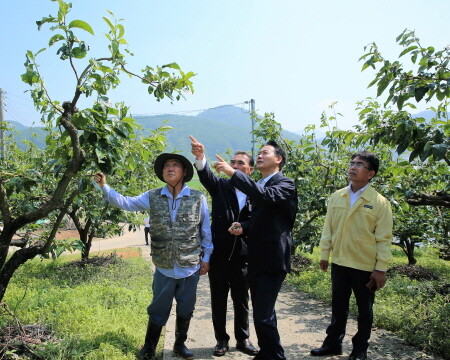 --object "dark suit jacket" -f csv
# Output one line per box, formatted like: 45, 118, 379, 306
197, 162, 251, 264
230, 170, 298, 276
